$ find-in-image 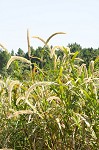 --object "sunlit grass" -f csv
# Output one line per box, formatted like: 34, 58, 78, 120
0, 31, 99, 150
